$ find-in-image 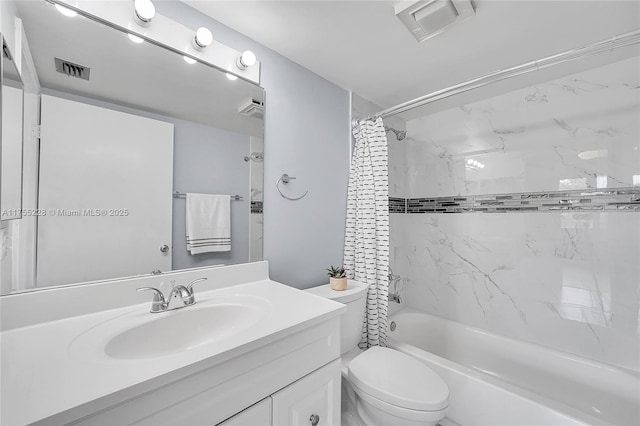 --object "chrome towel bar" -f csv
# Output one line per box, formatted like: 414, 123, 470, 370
173, 192, 243, 201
